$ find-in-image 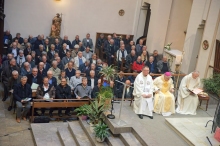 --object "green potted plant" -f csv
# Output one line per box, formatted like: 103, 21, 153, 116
97, 86, 114, 109
94, 122, 110, 143
83, 100, 105, 133
74, 104, 90, 120
202, 73, 220, 96
99, 65, 117, 83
